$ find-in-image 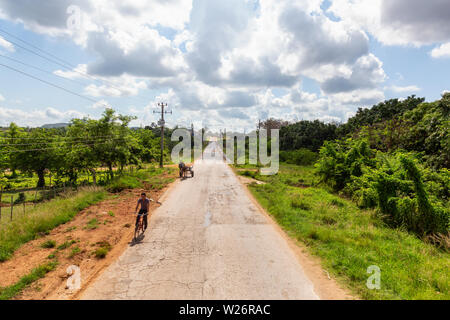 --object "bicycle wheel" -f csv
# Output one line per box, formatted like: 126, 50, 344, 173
134, 221, 142, 240
134, 225, 140, 240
